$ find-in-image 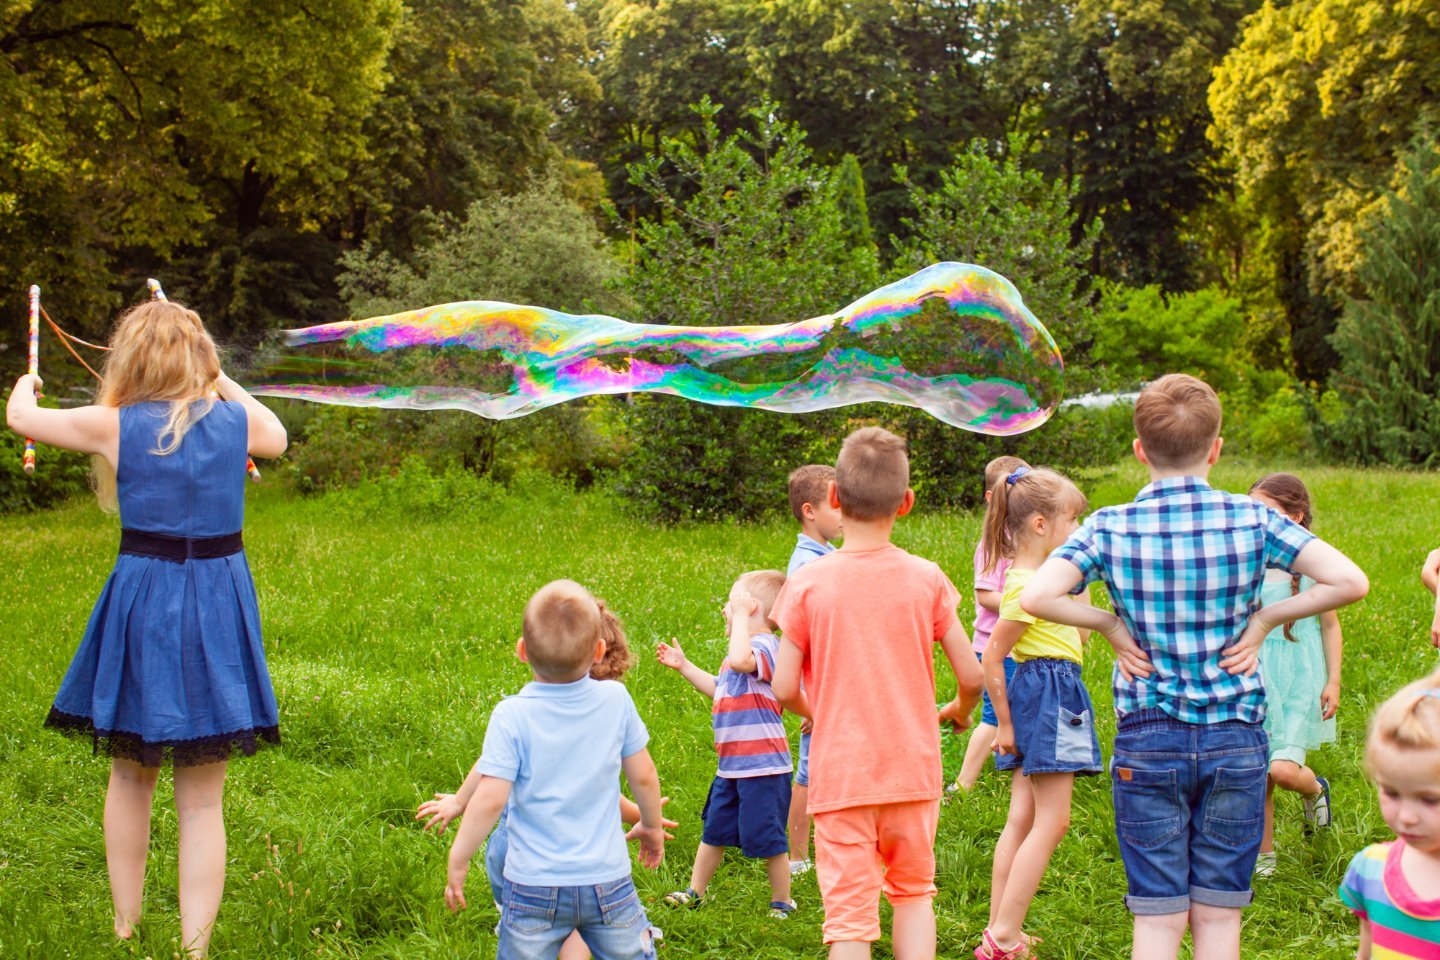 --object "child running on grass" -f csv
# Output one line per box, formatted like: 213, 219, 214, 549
785, 464, 844, 876
1340, 667, 1440, 958
975, 466, 1098, 959
439, 580, 667, 959
657, 570, 797, 918
771, 427, 985, 960
1248, 473, 1342, 877
6, 300, 288, 959
418, 598, 676, 960
1021, 374, 1369, 960
941, 455, 1031, 793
